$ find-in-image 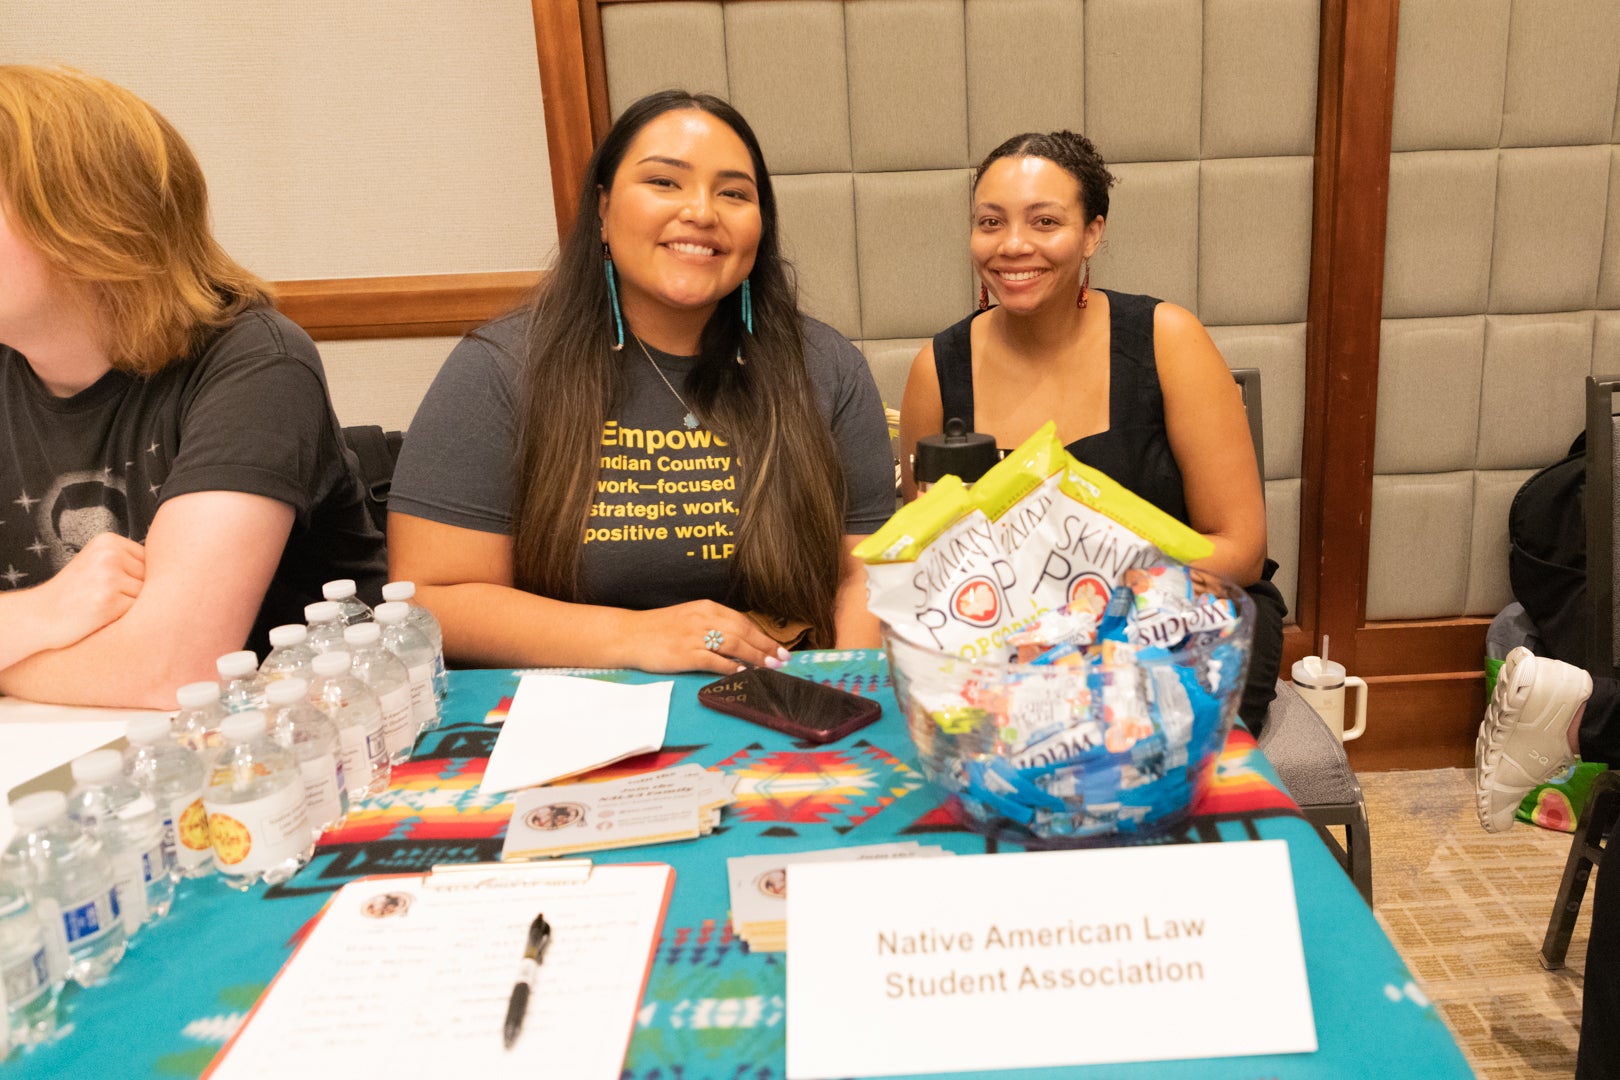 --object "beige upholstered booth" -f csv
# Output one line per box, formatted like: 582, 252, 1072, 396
596, 0, 1318, 622
1375, 0, 1620, 622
